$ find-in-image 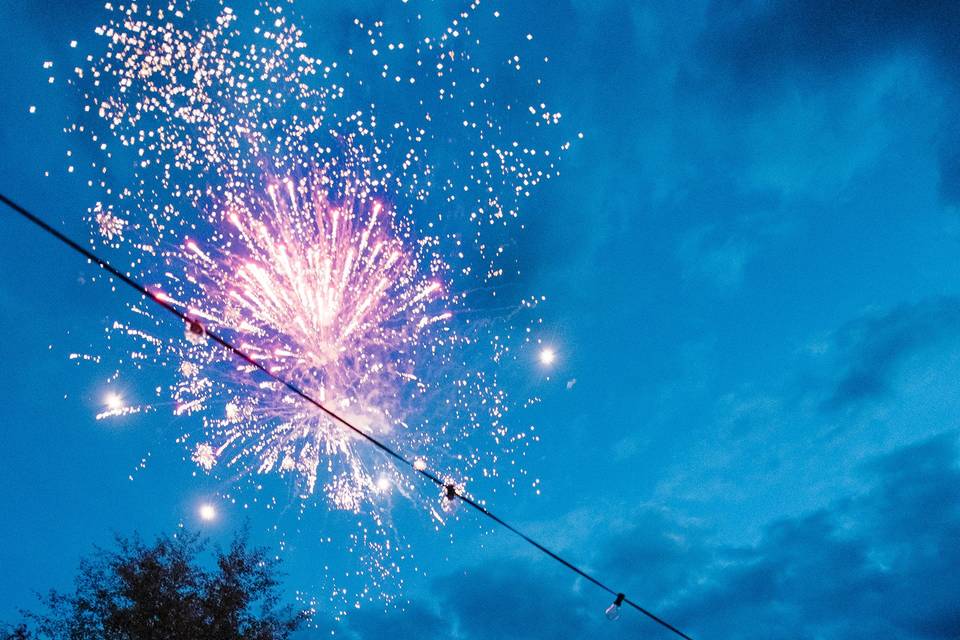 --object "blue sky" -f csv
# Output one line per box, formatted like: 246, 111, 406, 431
2, 1, 960, 638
